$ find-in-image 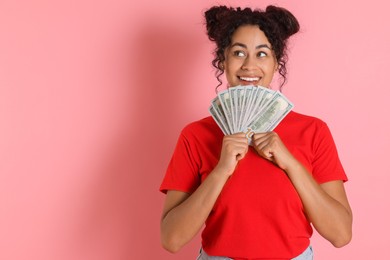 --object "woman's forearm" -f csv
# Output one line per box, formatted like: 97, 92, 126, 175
285, 161, 353, 247
160, 168, 230, 253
